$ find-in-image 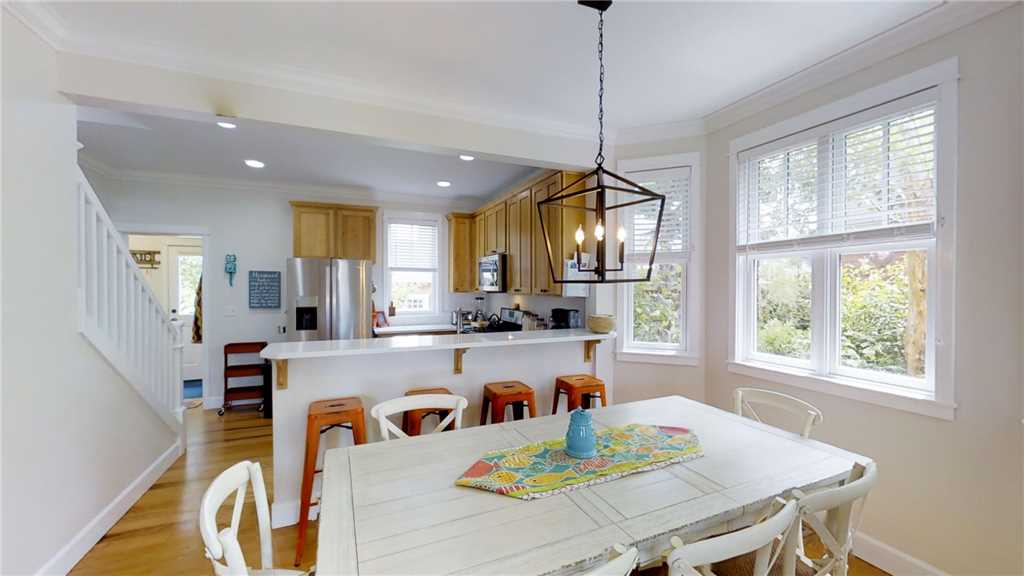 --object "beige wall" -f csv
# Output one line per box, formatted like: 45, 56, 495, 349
1, 13, 177, 573
694, 8, 1020, 573
127, 234, 202, 313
